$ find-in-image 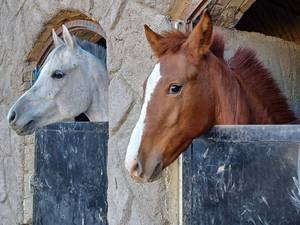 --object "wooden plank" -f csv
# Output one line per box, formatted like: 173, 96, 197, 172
33, 122, 108, 225
183, 125, 300, 225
